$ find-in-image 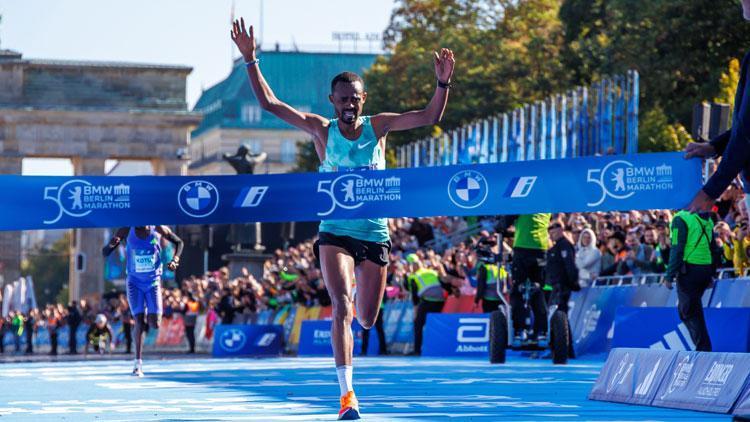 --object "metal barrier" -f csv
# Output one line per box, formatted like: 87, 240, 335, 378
591, 267, 736, 287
